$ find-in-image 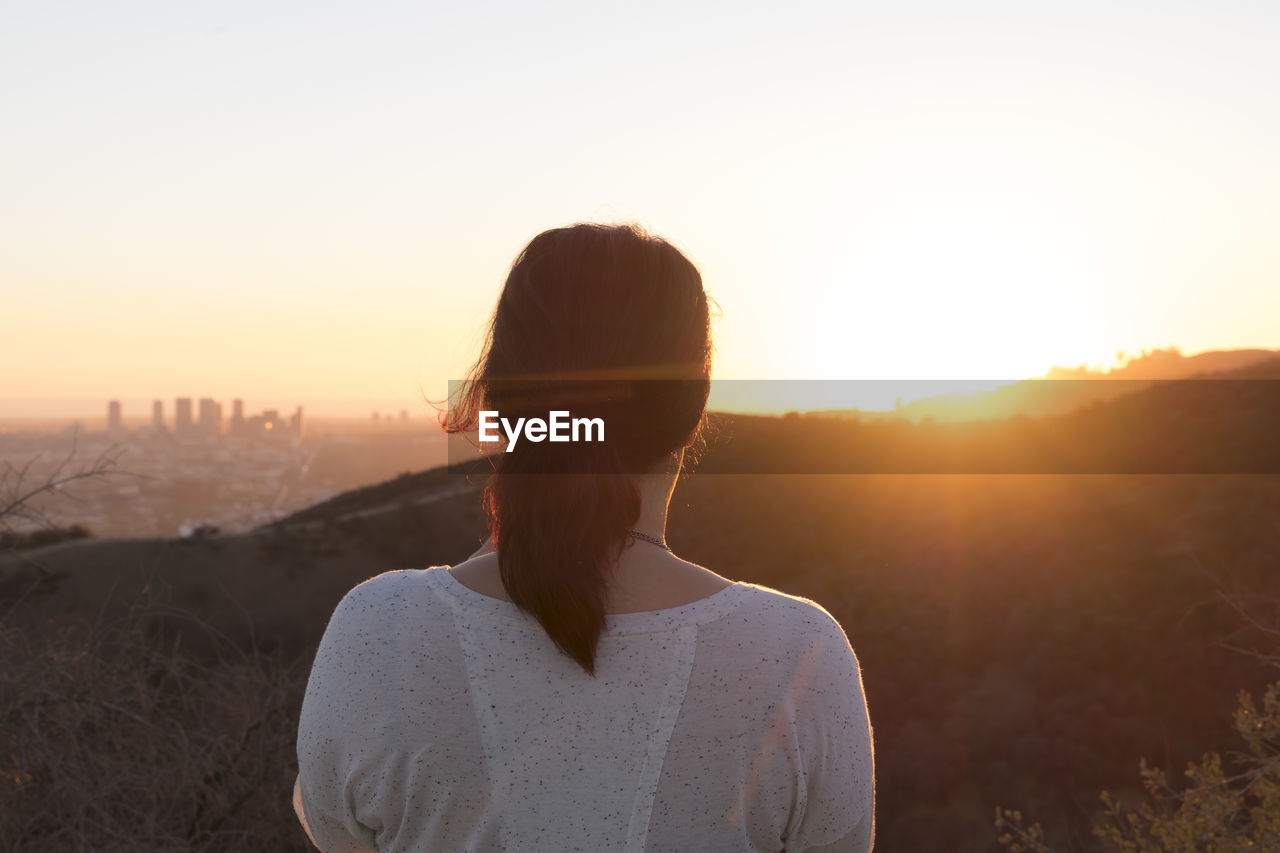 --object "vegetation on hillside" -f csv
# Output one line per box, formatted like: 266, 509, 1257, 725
1, 587, 308, 852
997, 678, 1280, 852
3, 371, 1279, 851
